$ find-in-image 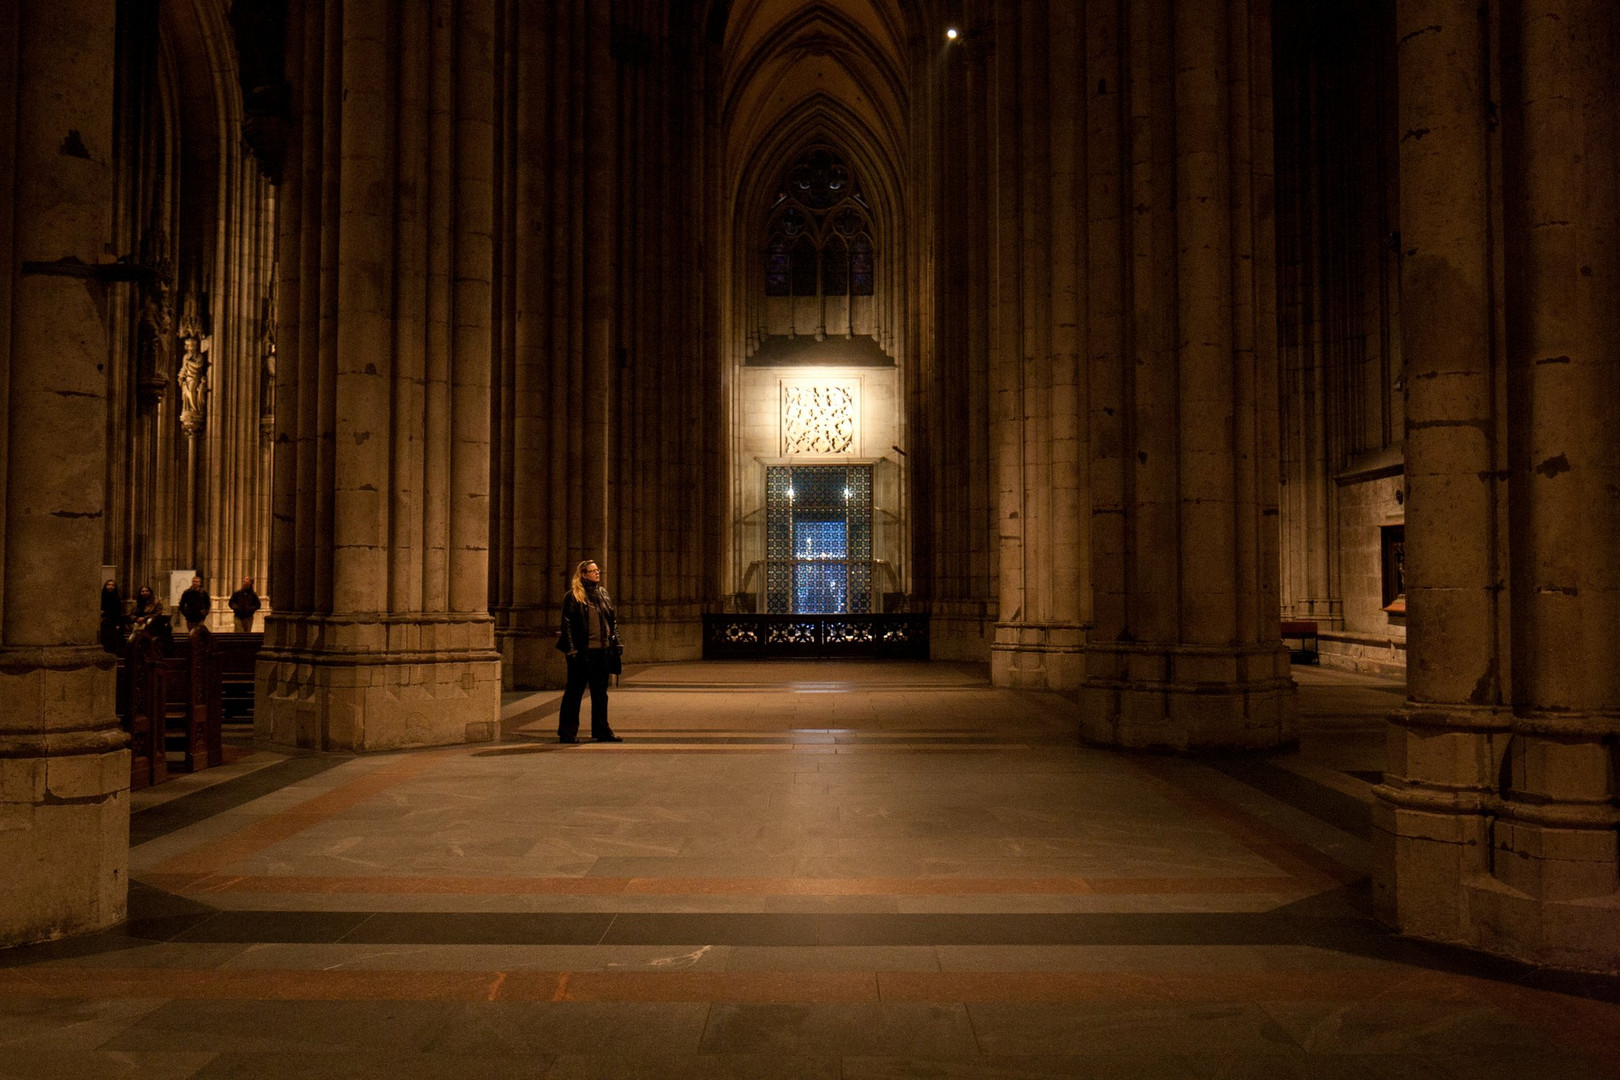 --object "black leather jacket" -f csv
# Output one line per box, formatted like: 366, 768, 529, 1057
556, 586, 619, 654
